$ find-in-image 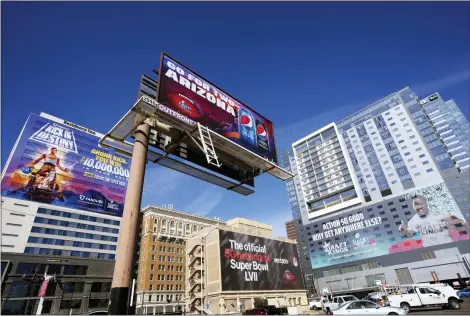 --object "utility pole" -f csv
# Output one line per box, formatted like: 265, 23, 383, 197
109, 122, 151, 315
36, 273, 55, 315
